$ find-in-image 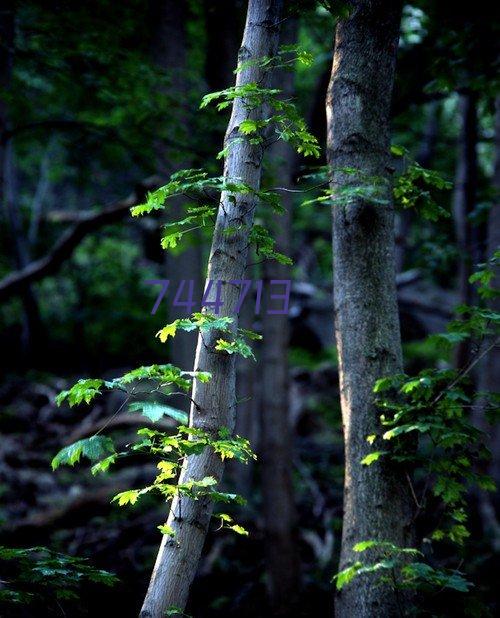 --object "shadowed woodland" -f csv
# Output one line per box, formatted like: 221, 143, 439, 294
0, 1, 499, 617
